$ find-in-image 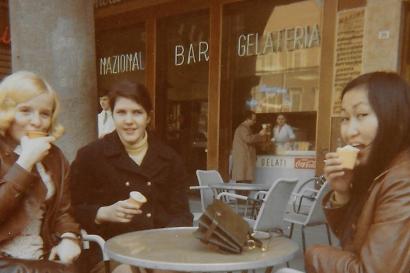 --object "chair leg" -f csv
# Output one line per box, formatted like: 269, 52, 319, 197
301, 226, 306, 253
288, 223, 294, 239
325, 223, 332, 246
